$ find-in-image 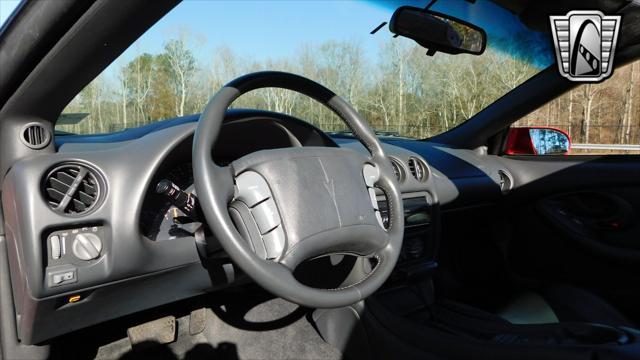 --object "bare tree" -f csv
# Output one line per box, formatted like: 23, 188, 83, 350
58, 33, 639, 148
580, 83, 602, 143
132, 54, 153, 125
162, 38, 196, 117
622, 61, 638, 143
118, 69, 129, 128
